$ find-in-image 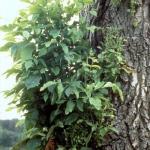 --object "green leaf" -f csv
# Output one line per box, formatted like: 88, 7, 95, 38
85, 84, 94, 97
90, 10, 97, 16
89, 97, 101, 110
71, 81, 81, 88
81, 147, 92, 150
25, 75, 42, 89
73, 88, 79, 99
37, 0, 46, 5
103, 82, 124, 101
4, 63, 20, 78
0, 24, 15, 32
99, 127, 109, 138
86, 26, 97, 33
21, 0, 31, 3
49, 29, 60, 38
4, 34, 15, 42
82, 0, 93, 4
45, 39, 57, 47
94, 82, 105, 90
26, 138, 41, 150
25, 60, 34, 70
44, 93, 48, 102
40, 81, 56, 91
0, 42, 14, 51
25, 110, 39, 129
51, 67, 60, 75
20, 43, 35, 62
57, 146, 65, 150
69, 28, 84, 43
77, 100, 84, 112
57, 81, 64, 99
45, 41, 52, 47
23, 31, 30, 39
65, 87, 74, 97
50, 109, 62, 122
65, 100, 75, 115
65, 113, 79, 125
61, 43, 69, 54
110, 127, 119, 134
39, 48, 48, 56
101, 89, 109, 95
112, 84, 124, 101
103, 82, 113, 88
65, 81, 81, 98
